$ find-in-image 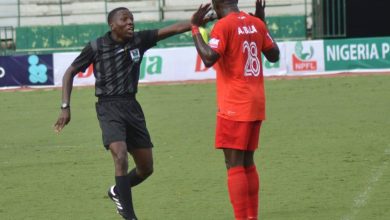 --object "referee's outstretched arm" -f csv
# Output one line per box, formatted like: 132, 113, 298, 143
156, 21, 192, 41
